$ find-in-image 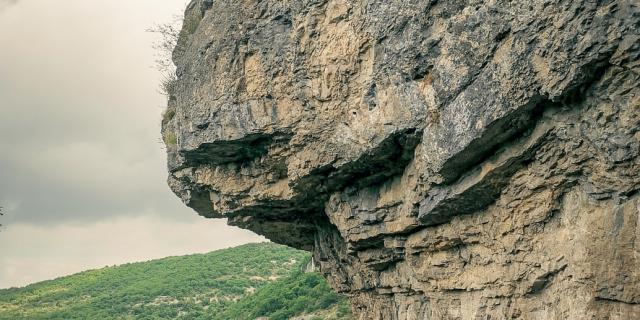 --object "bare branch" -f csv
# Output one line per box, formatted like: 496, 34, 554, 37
147, 16, 182, 96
